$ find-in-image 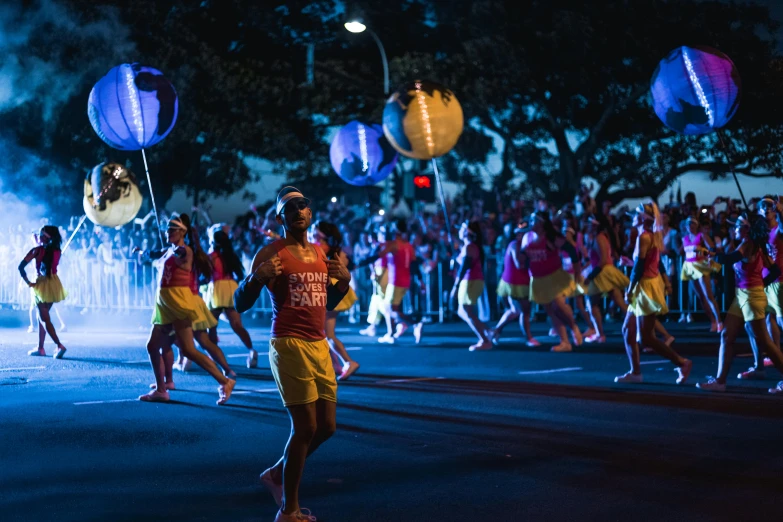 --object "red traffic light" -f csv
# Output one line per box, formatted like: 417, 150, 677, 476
414, 175, 432, 189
